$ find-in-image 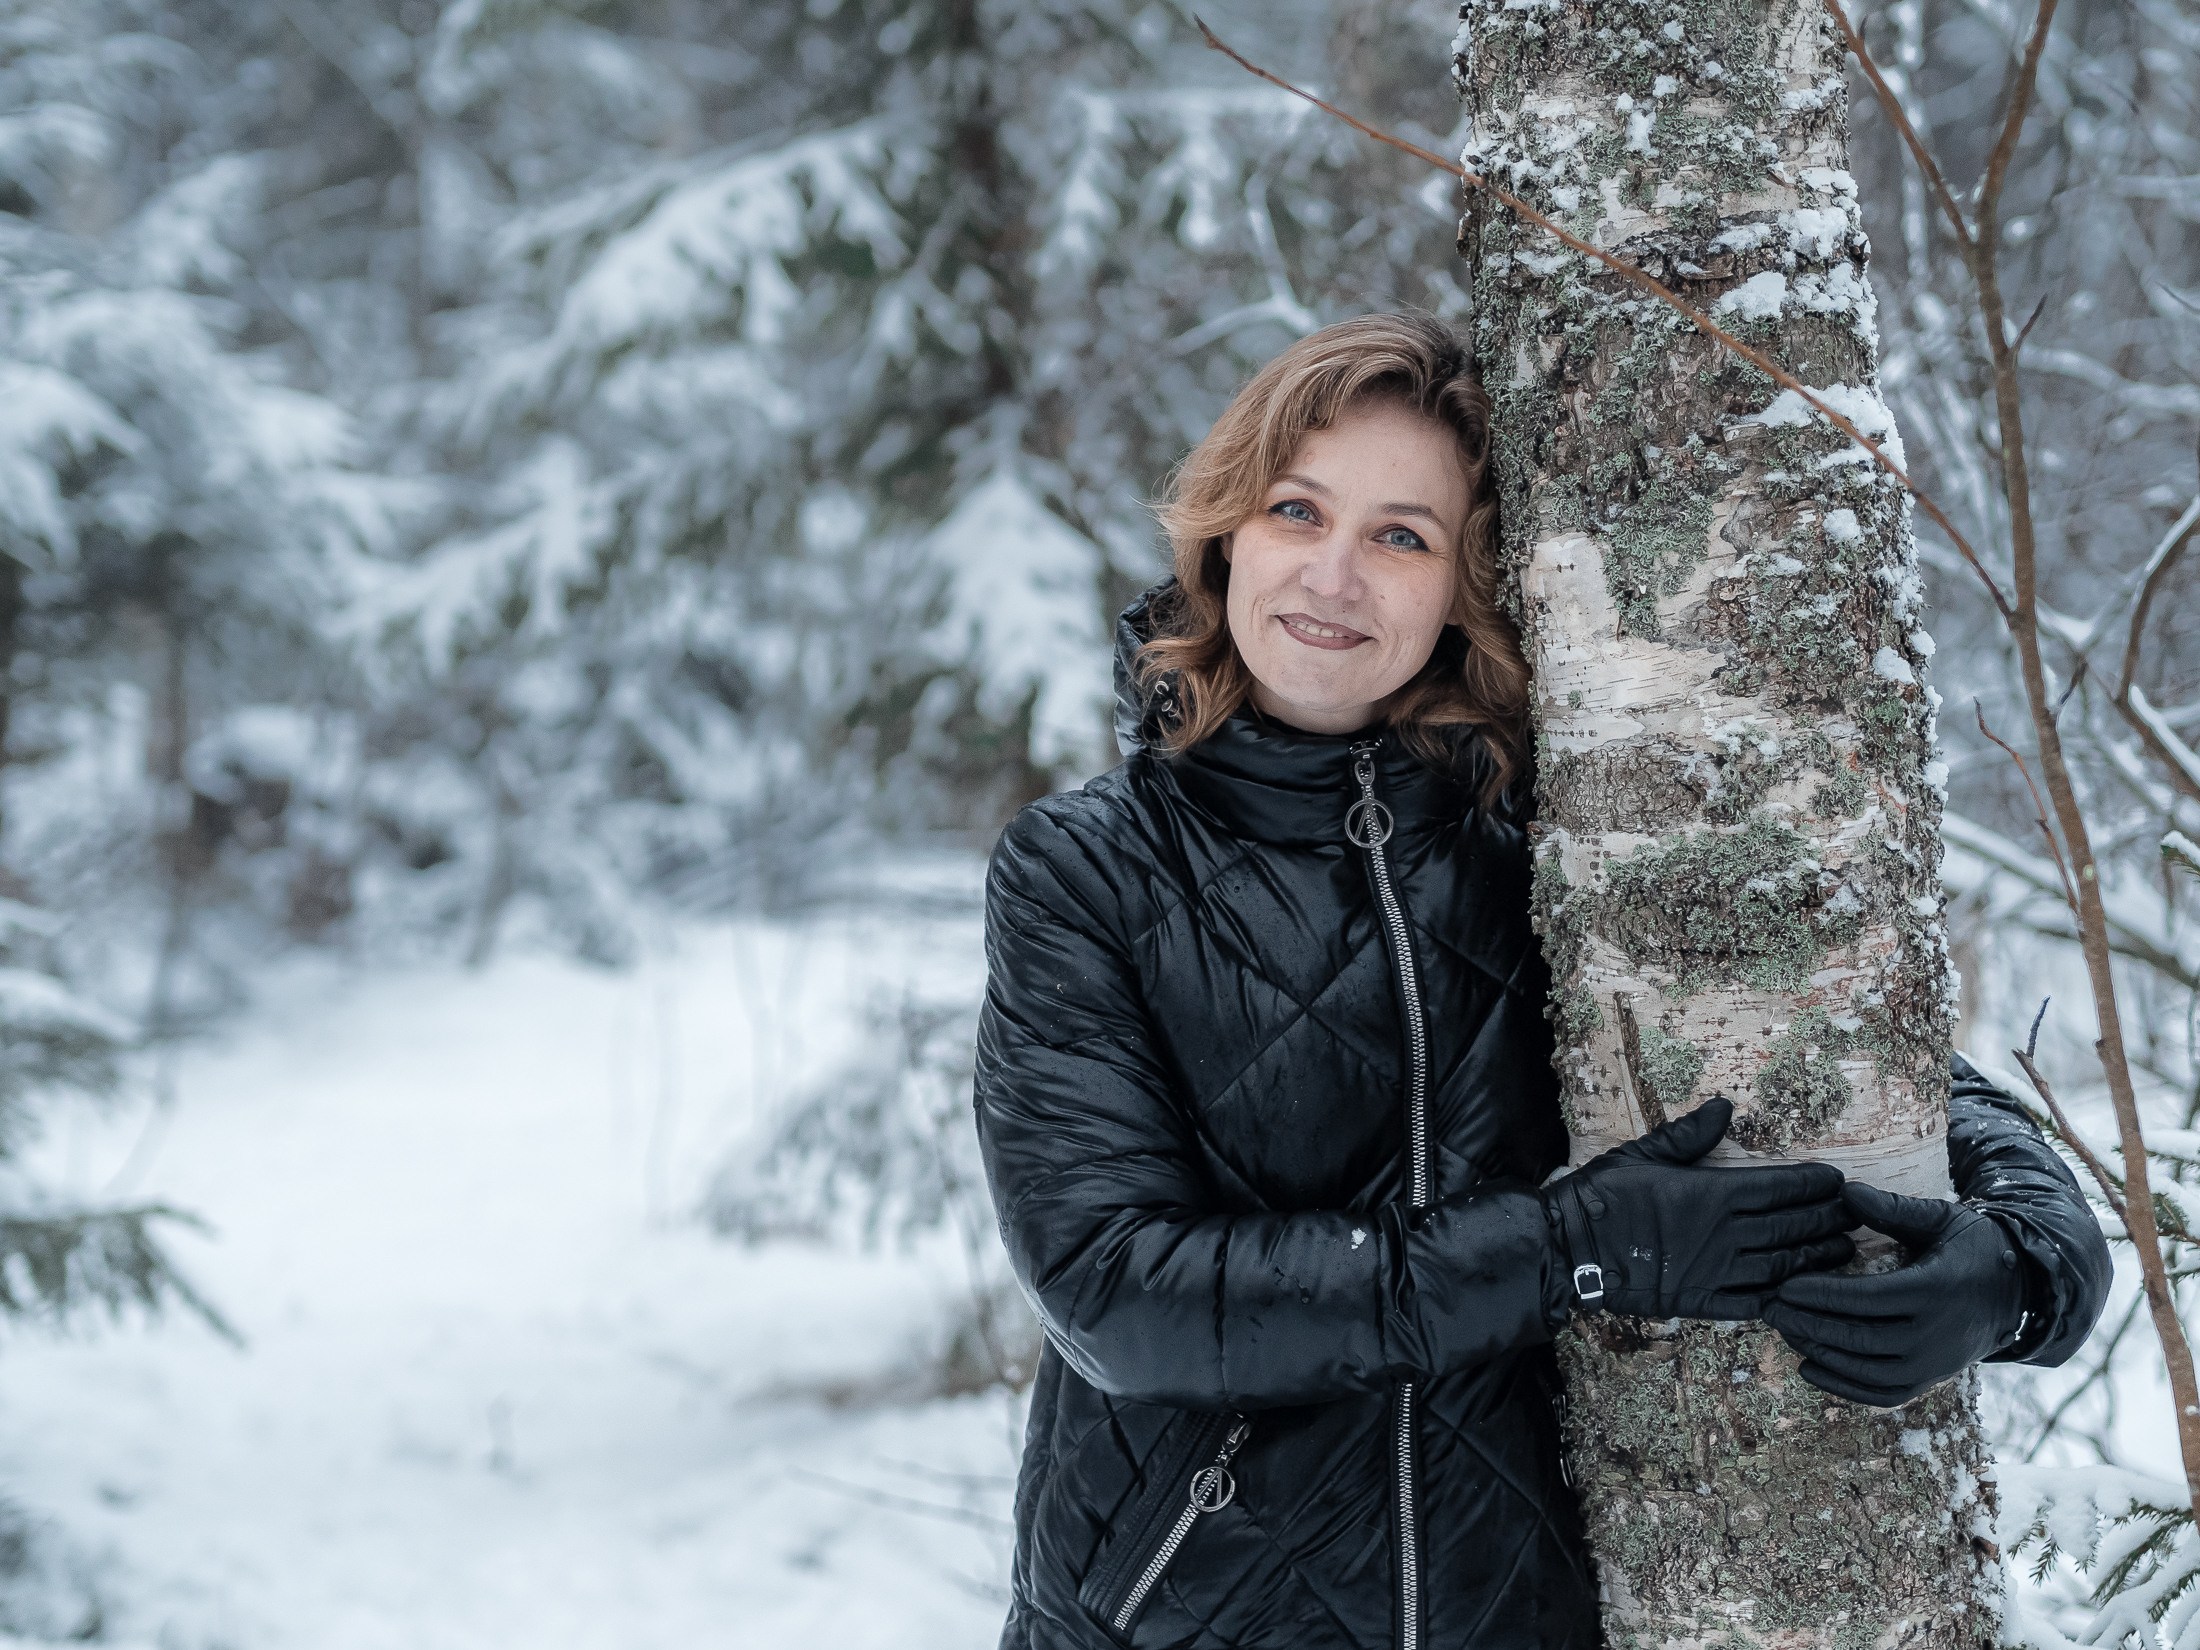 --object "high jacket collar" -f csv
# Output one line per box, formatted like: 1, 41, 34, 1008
1110, 579, 1482, 848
